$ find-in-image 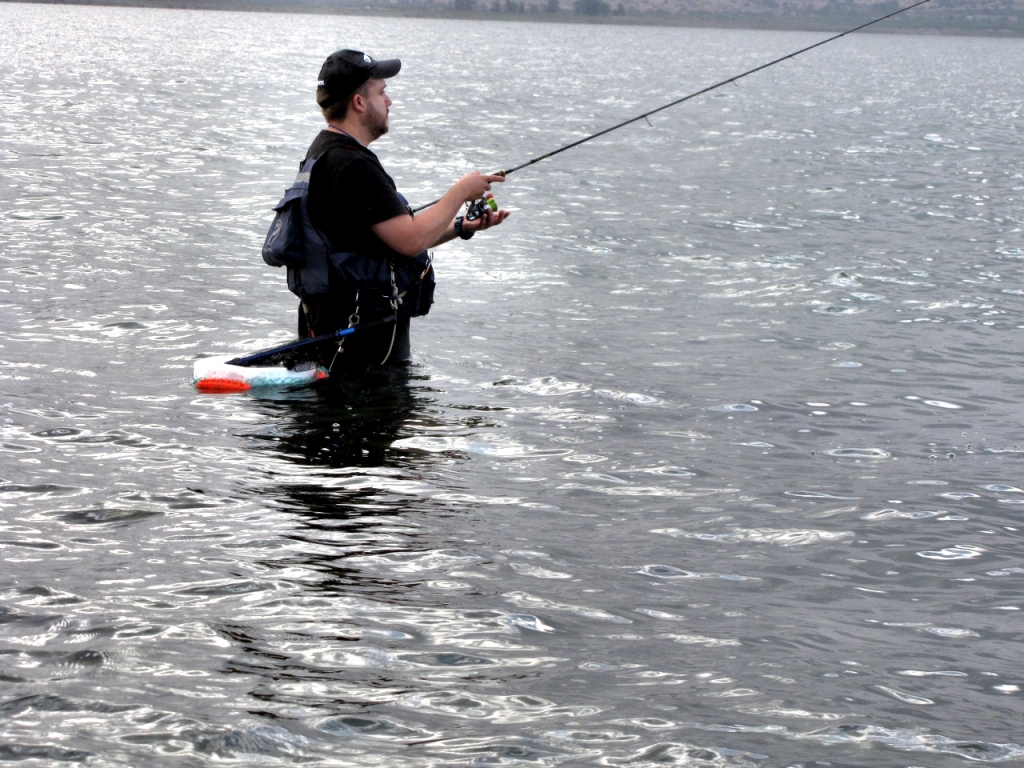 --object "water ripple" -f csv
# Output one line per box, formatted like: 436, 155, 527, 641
2, 9, 1022, 766
652, 527, 854, 546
